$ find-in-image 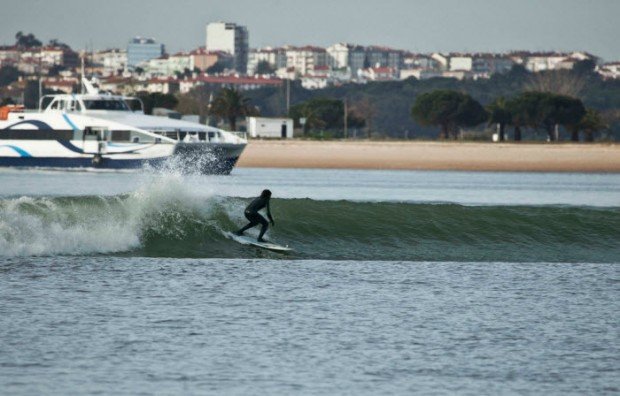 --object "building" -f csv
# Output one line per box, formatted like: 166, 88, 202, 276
179, 75, 282, 94
399, 68, 442, 80
42, 77, 78, 94
402, 53, 441, 71
0, 46, 20, 67
359, 66, 397, 81
144, 55, 170, 76
326, 43, 366, 76
365, 46, 403, 70
168, 52, 192, 74
205, 22, 249, 73
92, 49, 127, 75
509, 51, 597, 72
189, 48, 233, 72
247, 117, 294, 138
447, 53, 514, 74
248, 47, 287, 75
127, 37, 164, 70
597, 62, 620, 80
39, 46, 79, 68
146, 77, 179, 94
285, 46, 328, 76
